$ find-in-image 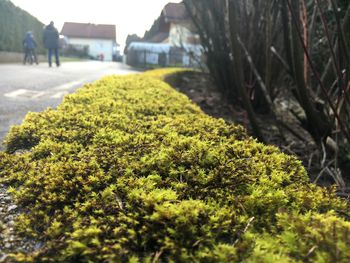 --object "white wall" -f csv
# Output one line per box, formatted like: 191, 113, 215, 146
169, 23, 198, 46
67, 37, 114, 61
